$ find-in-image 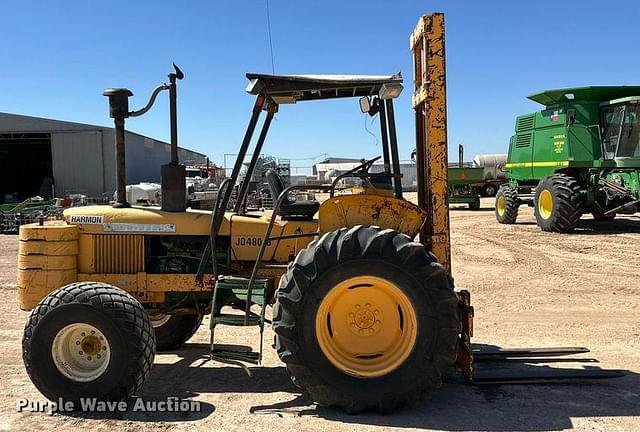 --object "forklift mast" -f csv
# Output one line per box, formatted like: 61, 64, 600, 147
411, 13, 452, 273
